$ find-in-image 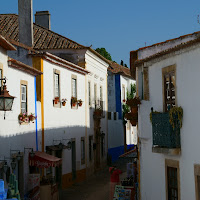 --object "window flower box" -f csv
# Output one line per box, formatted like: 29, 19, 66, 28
71, 96, 77, 108
54, 97, 60, 104
18, 112, 36, 124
